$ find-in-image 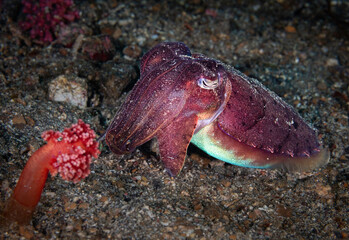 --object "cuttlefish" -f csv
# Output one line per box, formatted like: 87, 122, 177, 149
105, 42, 329, 176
